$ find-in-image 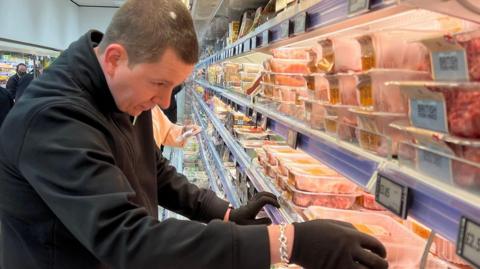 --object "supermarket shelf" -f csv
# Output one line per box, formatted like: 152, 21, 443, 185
192, 89, 302, 224
192, 102, 241, 207
194, 79, 480, 243
402, 0, 480, 25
